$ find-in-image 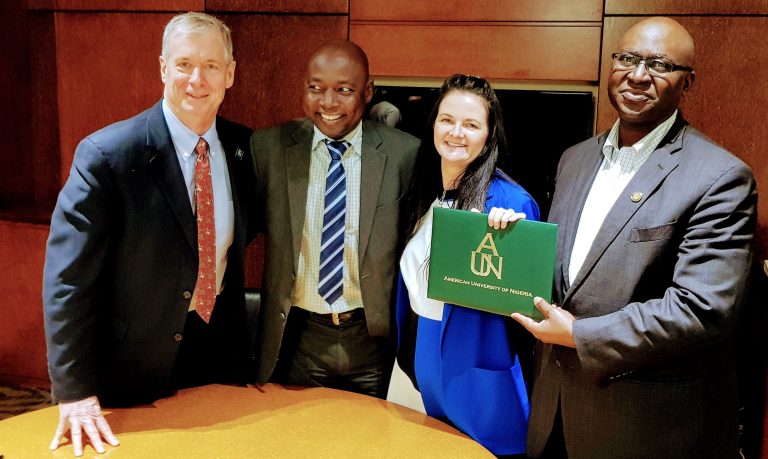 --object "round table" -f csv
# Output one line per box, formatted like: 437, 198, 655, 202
0, 383, 493, 458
